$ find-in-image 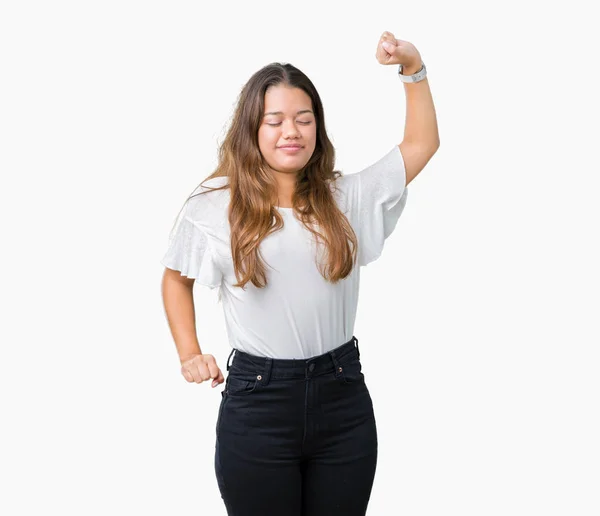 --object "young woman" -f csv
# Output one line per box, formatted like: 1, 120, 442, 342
161, 31, 439, 516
